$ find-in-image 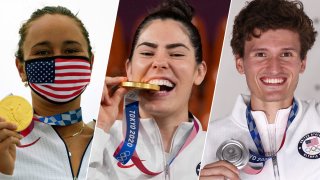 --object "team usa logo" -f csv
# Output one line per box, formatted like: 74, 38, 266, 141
298, 132, 320, 159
